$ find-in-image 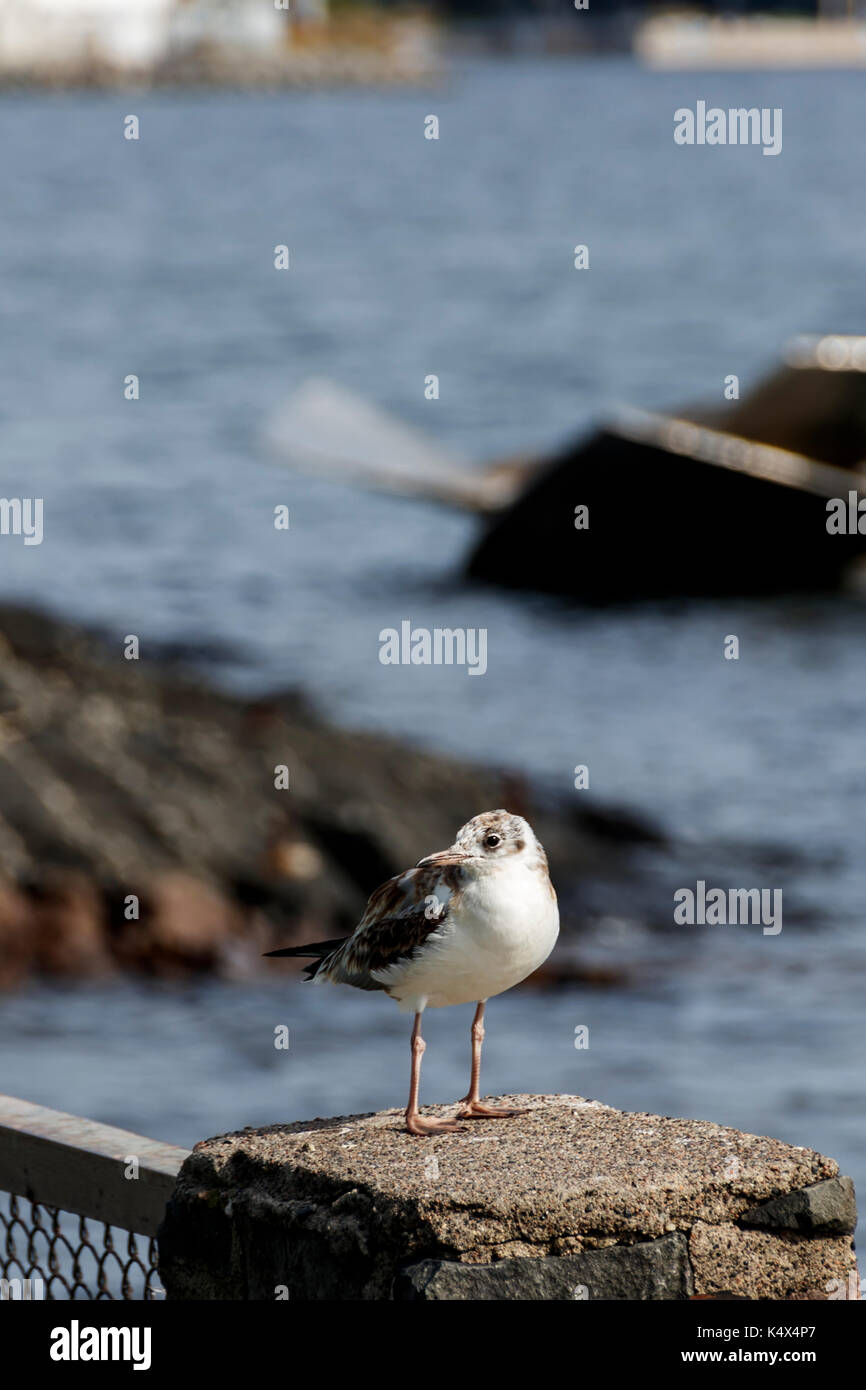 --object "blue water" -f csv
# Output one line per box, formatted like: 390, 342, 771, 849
0, 60, 864, 1248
